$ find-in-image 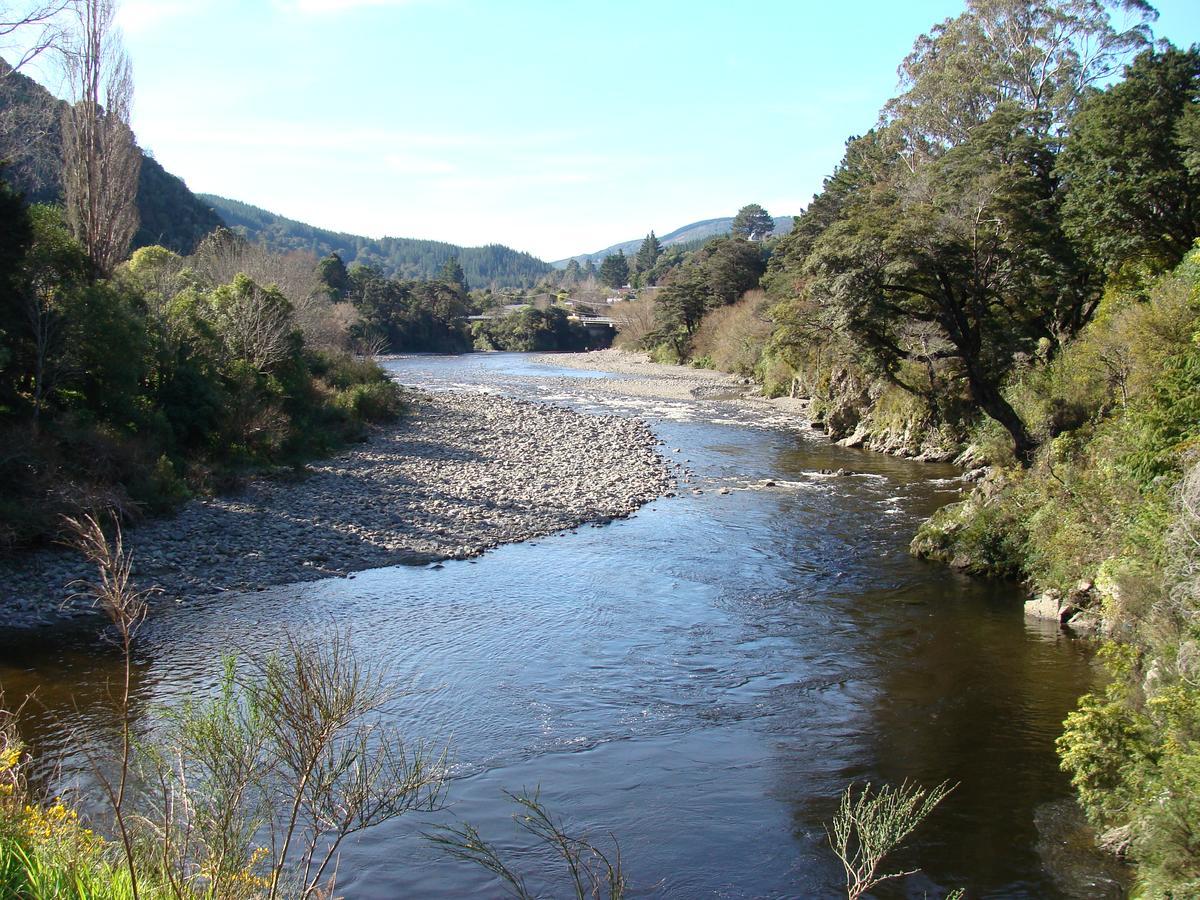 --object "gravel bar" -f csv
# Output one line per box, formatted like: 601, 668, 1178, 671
0, 391, 672, 629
